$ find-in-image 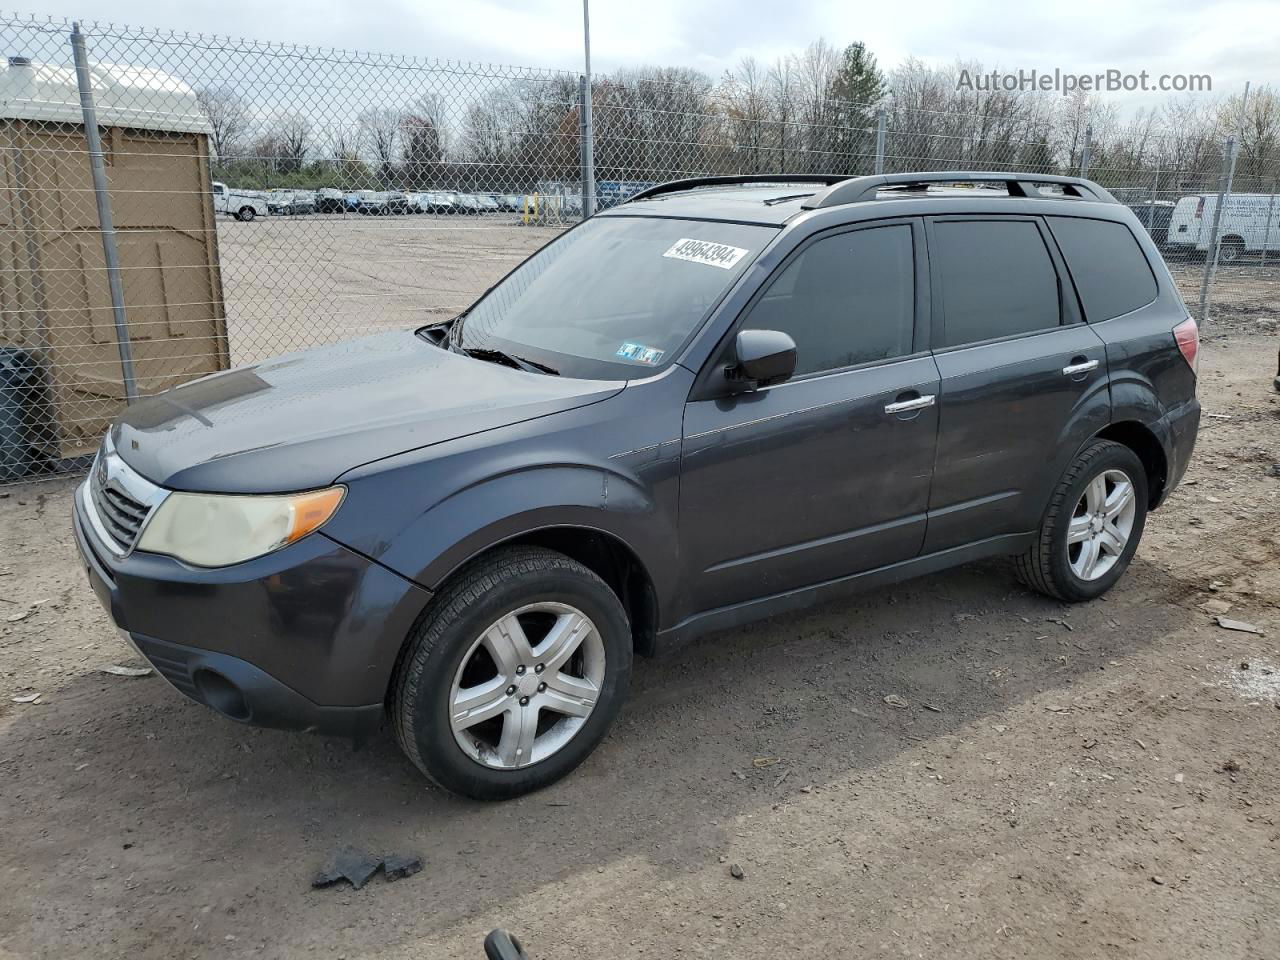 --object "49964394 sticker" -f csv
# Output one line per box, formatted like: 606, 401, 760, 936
662, 237, 749, 270
616, 342, 666, 365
